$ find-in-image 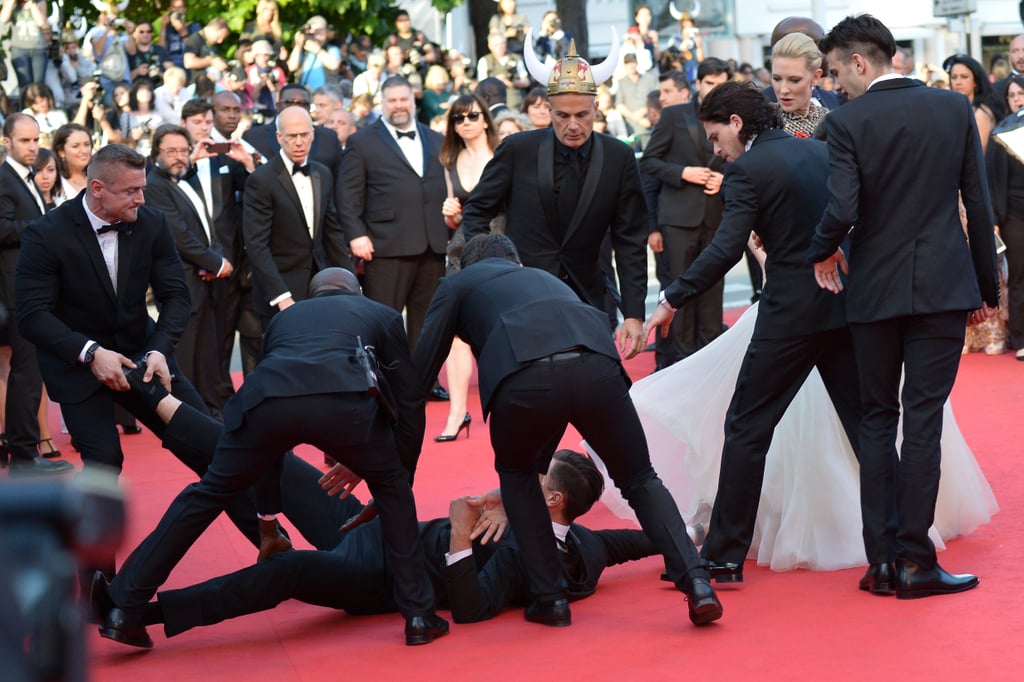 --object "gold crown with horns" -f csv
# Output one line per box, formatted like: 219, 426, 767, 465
524, 29, 619, 96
